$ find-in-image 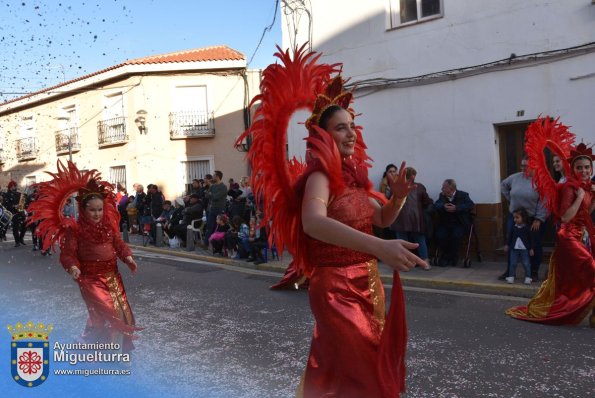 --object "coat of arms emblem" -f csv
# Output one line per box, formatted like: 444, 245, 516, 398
7, 321, 53, 387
